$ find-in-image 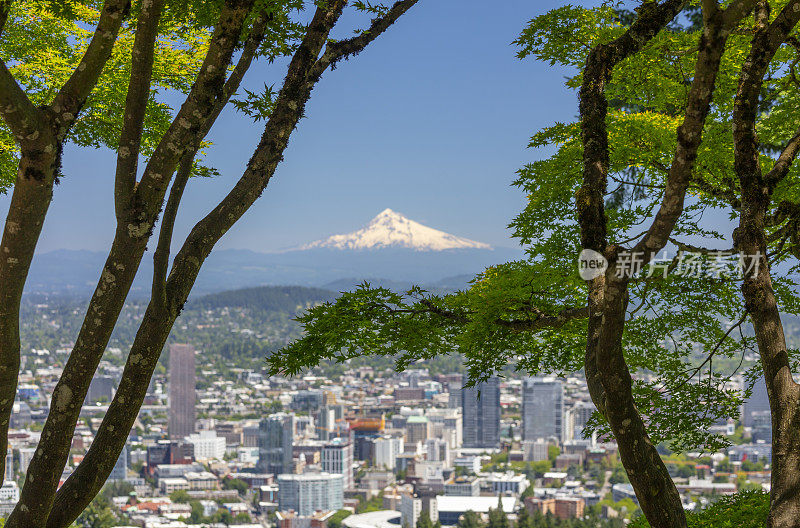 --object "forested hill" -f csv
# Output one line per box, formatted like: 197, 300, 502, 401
192, 285, 337, 312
